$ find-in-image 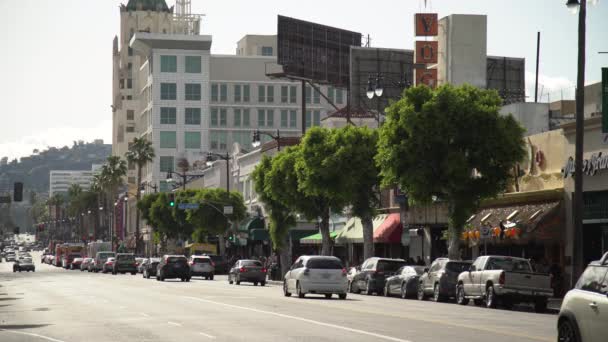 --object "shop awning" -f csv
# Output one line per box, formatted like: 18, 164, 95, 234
300, 230, 340, 244
238, 216, 265, 232
249, 229, 269, 241
334, 214, 389, 244
289, 229, 316, 241
373, 213, 402, 243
